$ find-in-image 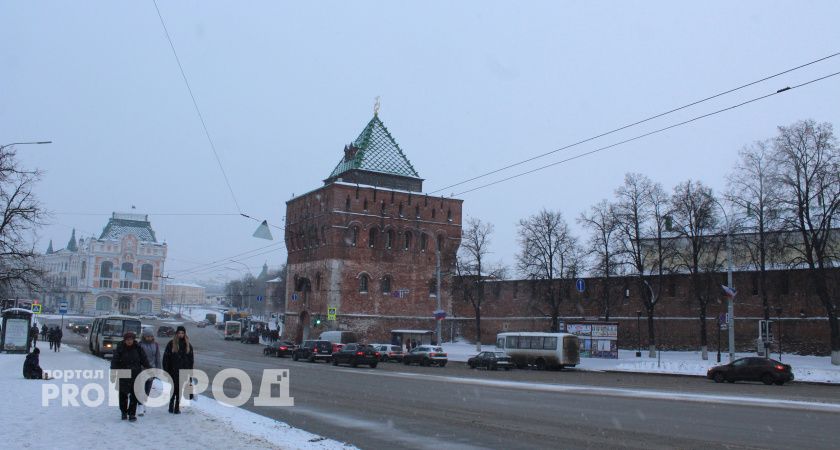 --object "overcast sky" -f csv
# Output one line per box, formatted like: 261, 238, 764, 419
2, 1, 839, 284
